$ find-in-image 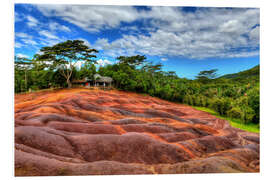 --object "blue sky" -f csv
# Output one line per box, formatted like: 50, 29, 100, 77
14, 4, 260, 79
